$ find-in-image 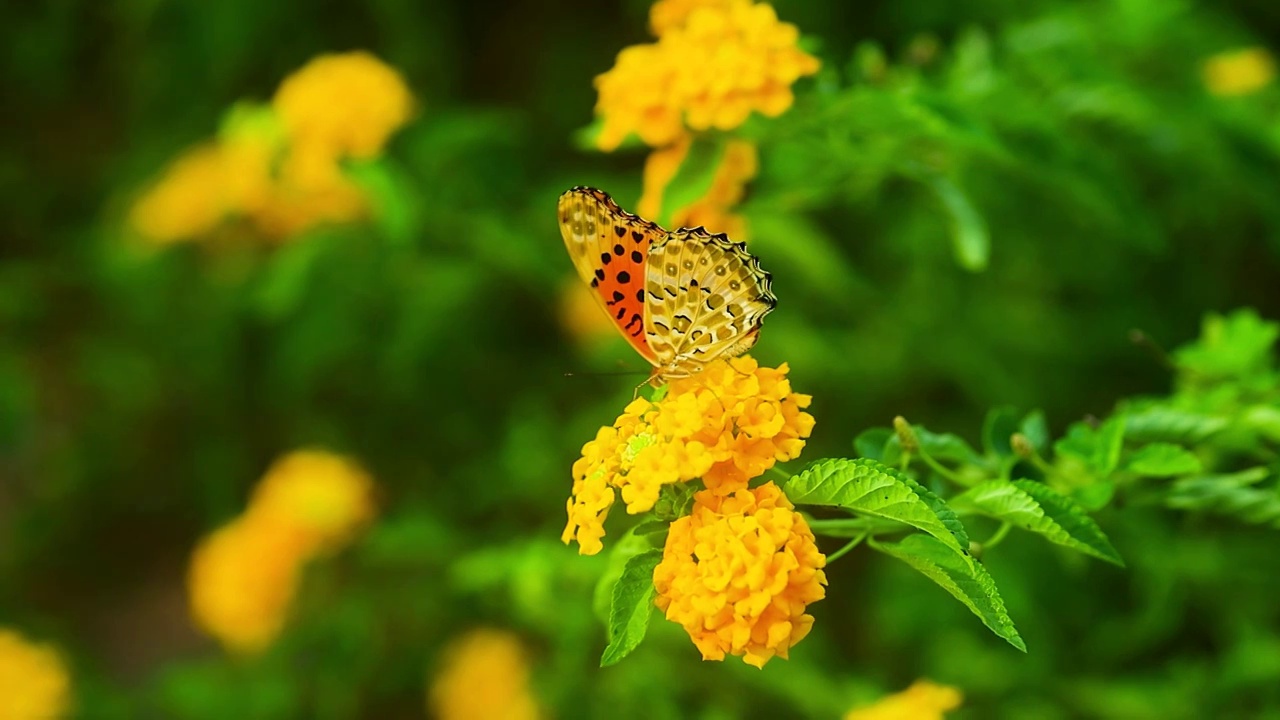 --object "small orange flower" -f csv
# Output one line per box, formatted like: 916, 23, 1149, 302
653, 482, 826, 668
